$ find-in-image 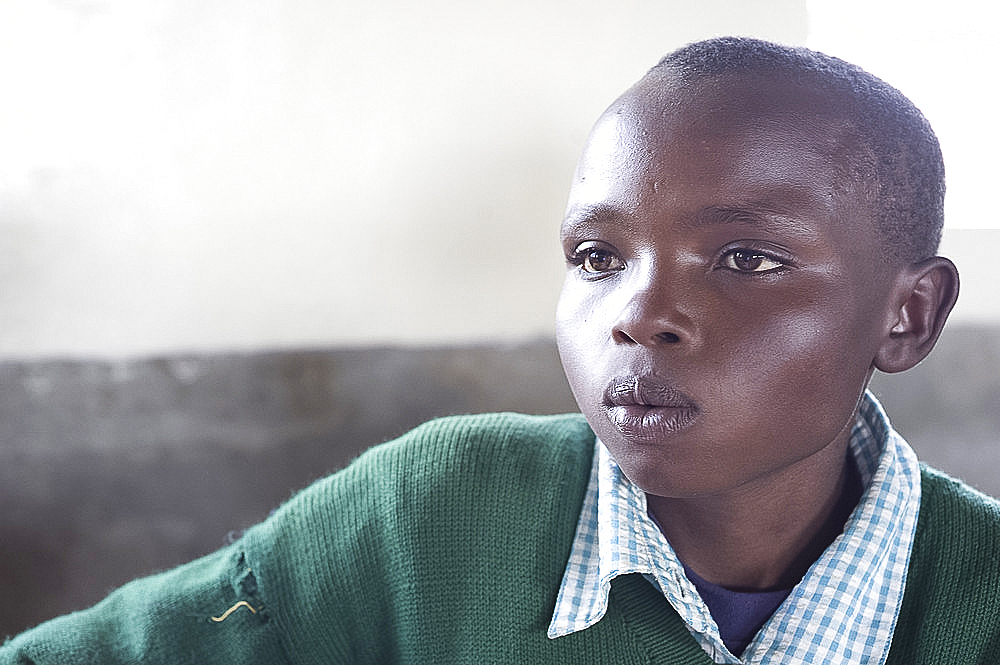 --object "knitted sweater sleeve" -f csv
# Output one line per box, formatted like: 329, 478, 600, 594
0, 541, 290, 665
0, 412, 595, 665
